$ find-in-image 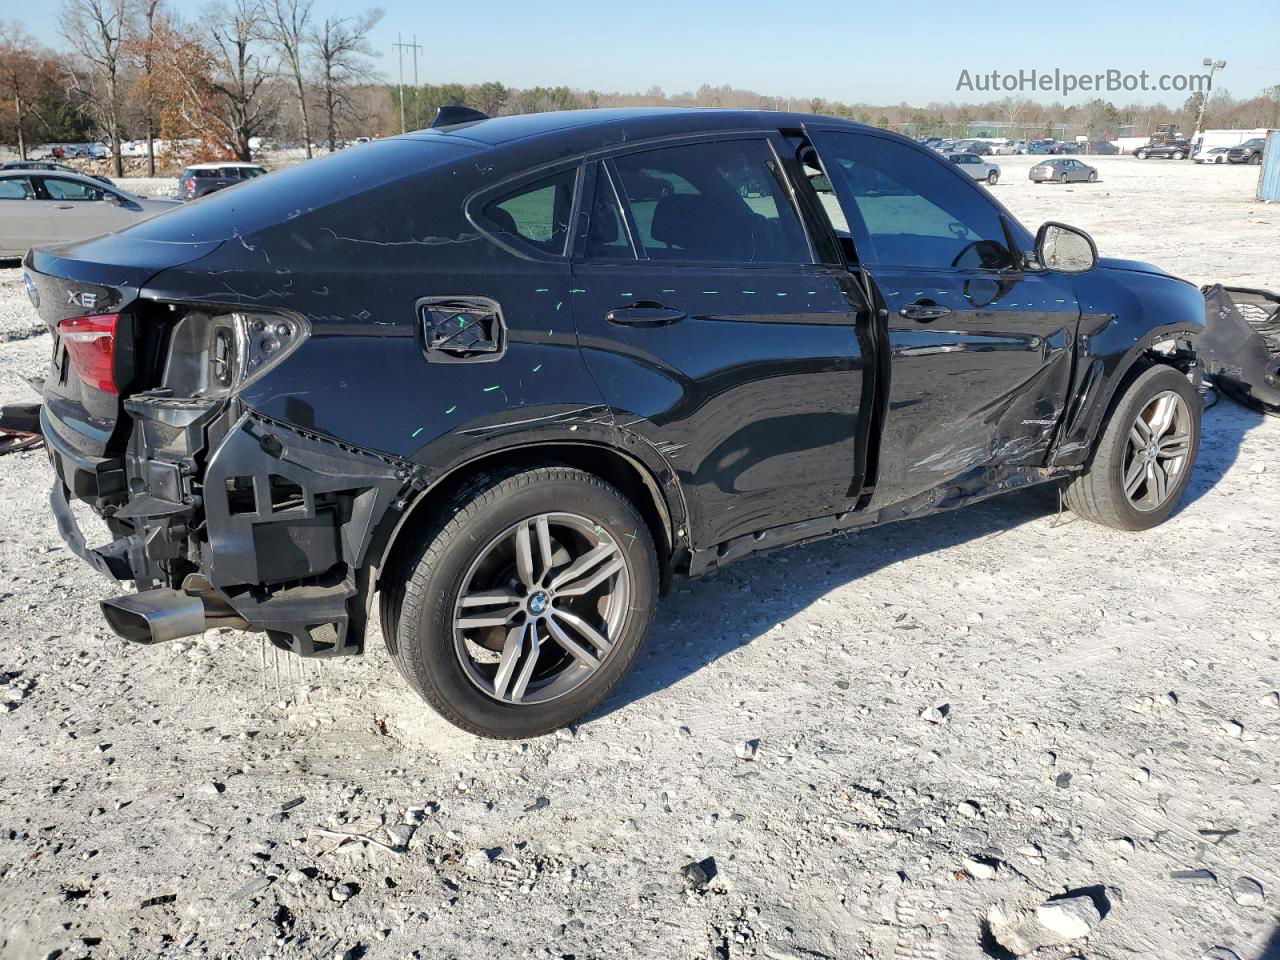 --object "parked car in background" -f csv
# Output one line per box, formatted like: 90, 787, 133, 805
954, 139, 993, 155
0, 170, 179, 258
1027, 140, 1056, 155
1049, 141, 1080, 155
178, 162, 268, 200
947, 152, 1000, 184
992, 139, 1027, 155
1195, 147, 1232, 164
1, 161, 114, 186
1134, 139, 1192, 160
24, 108, 1206, 739
1029, 157, 1098, 183
1227, 138, 1266, 165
